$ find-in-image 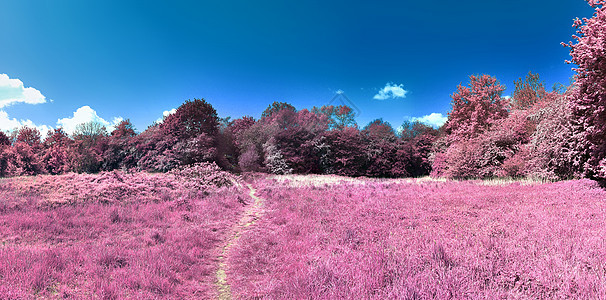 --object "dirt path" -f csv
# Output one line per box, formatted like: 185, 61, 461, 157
216, 183, 264, 300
